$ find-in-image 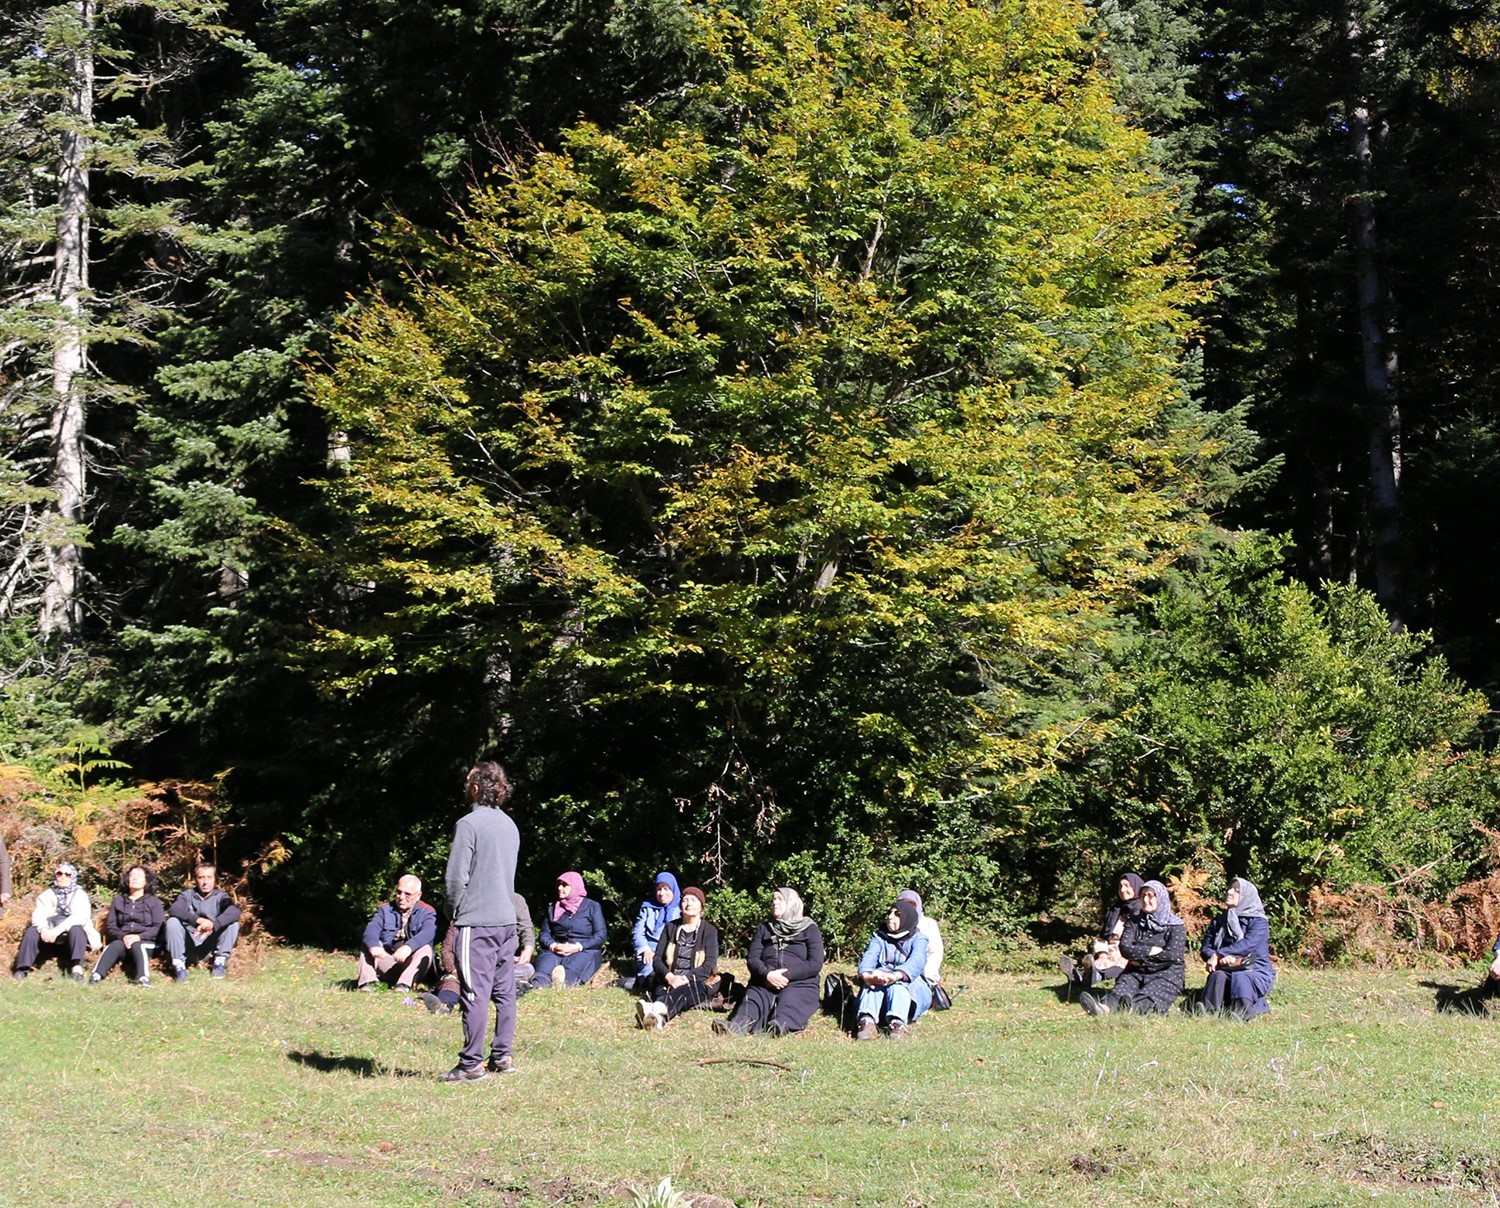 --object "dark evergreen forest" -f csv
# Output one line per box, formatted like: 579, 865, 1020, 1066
4, 0, 1499, 955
